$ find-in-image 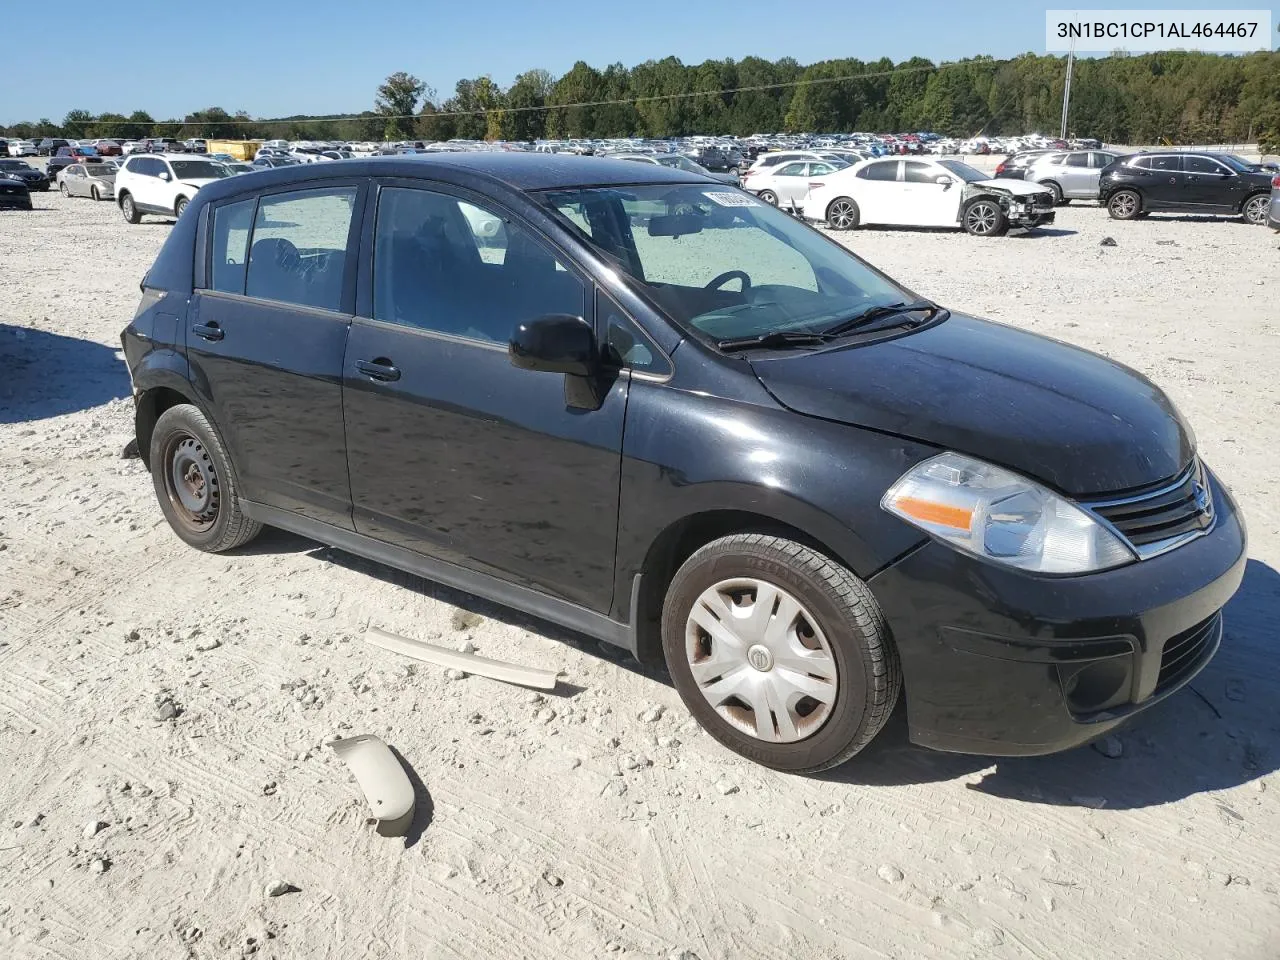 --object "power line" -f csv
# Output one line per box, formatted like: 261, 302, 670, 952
56, 59, 984, 129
